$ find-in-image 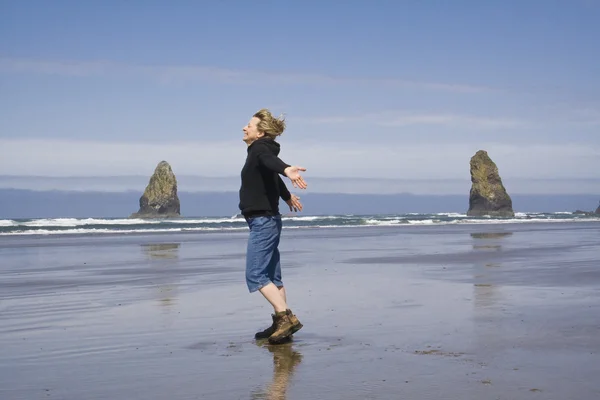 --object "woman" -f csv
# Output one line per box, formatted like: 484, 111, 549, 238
239, 108, 307, 344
